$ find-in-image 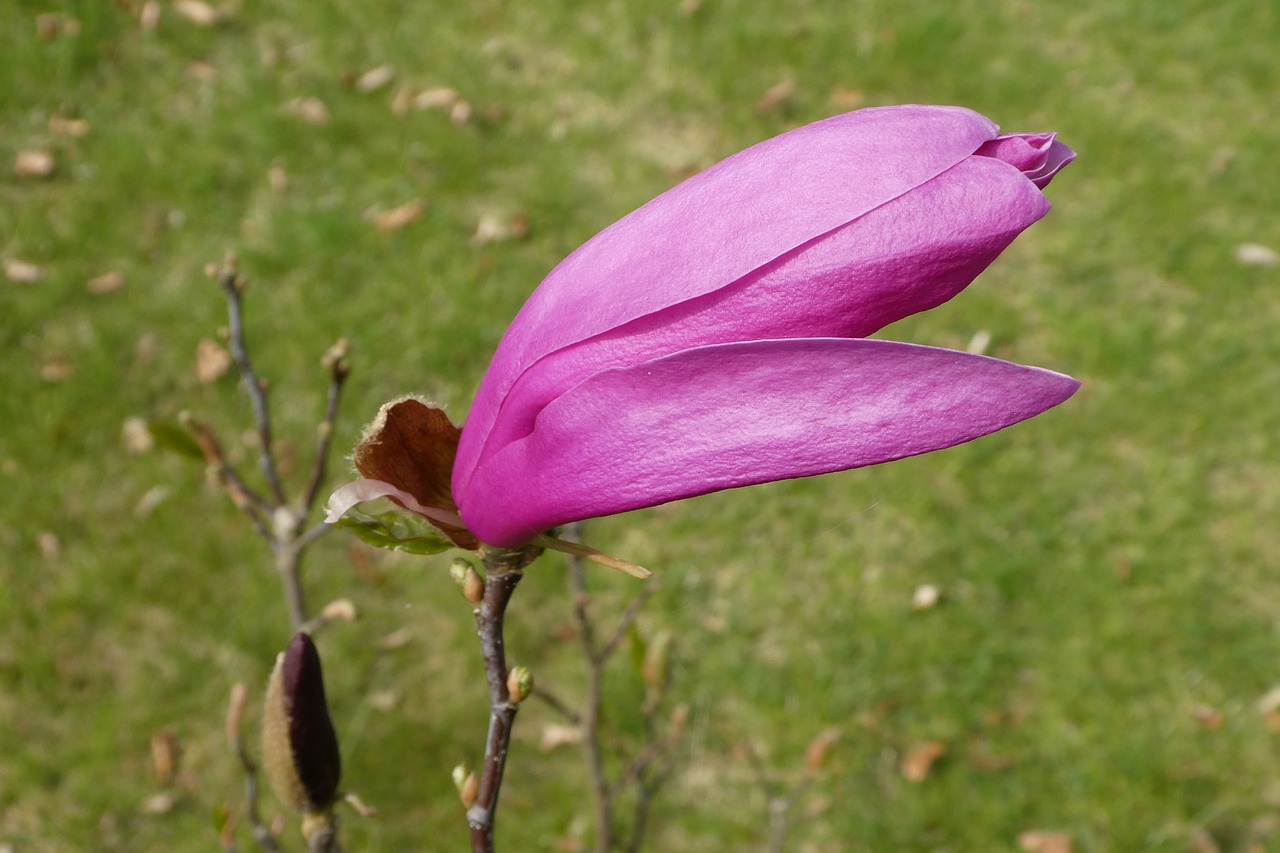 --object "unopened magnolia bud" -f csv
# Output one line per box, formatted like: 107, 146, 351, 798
262, 633, 342, 815
506, 666, 533, 704
451, 558, 485, 604
451, 763, 469, 791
